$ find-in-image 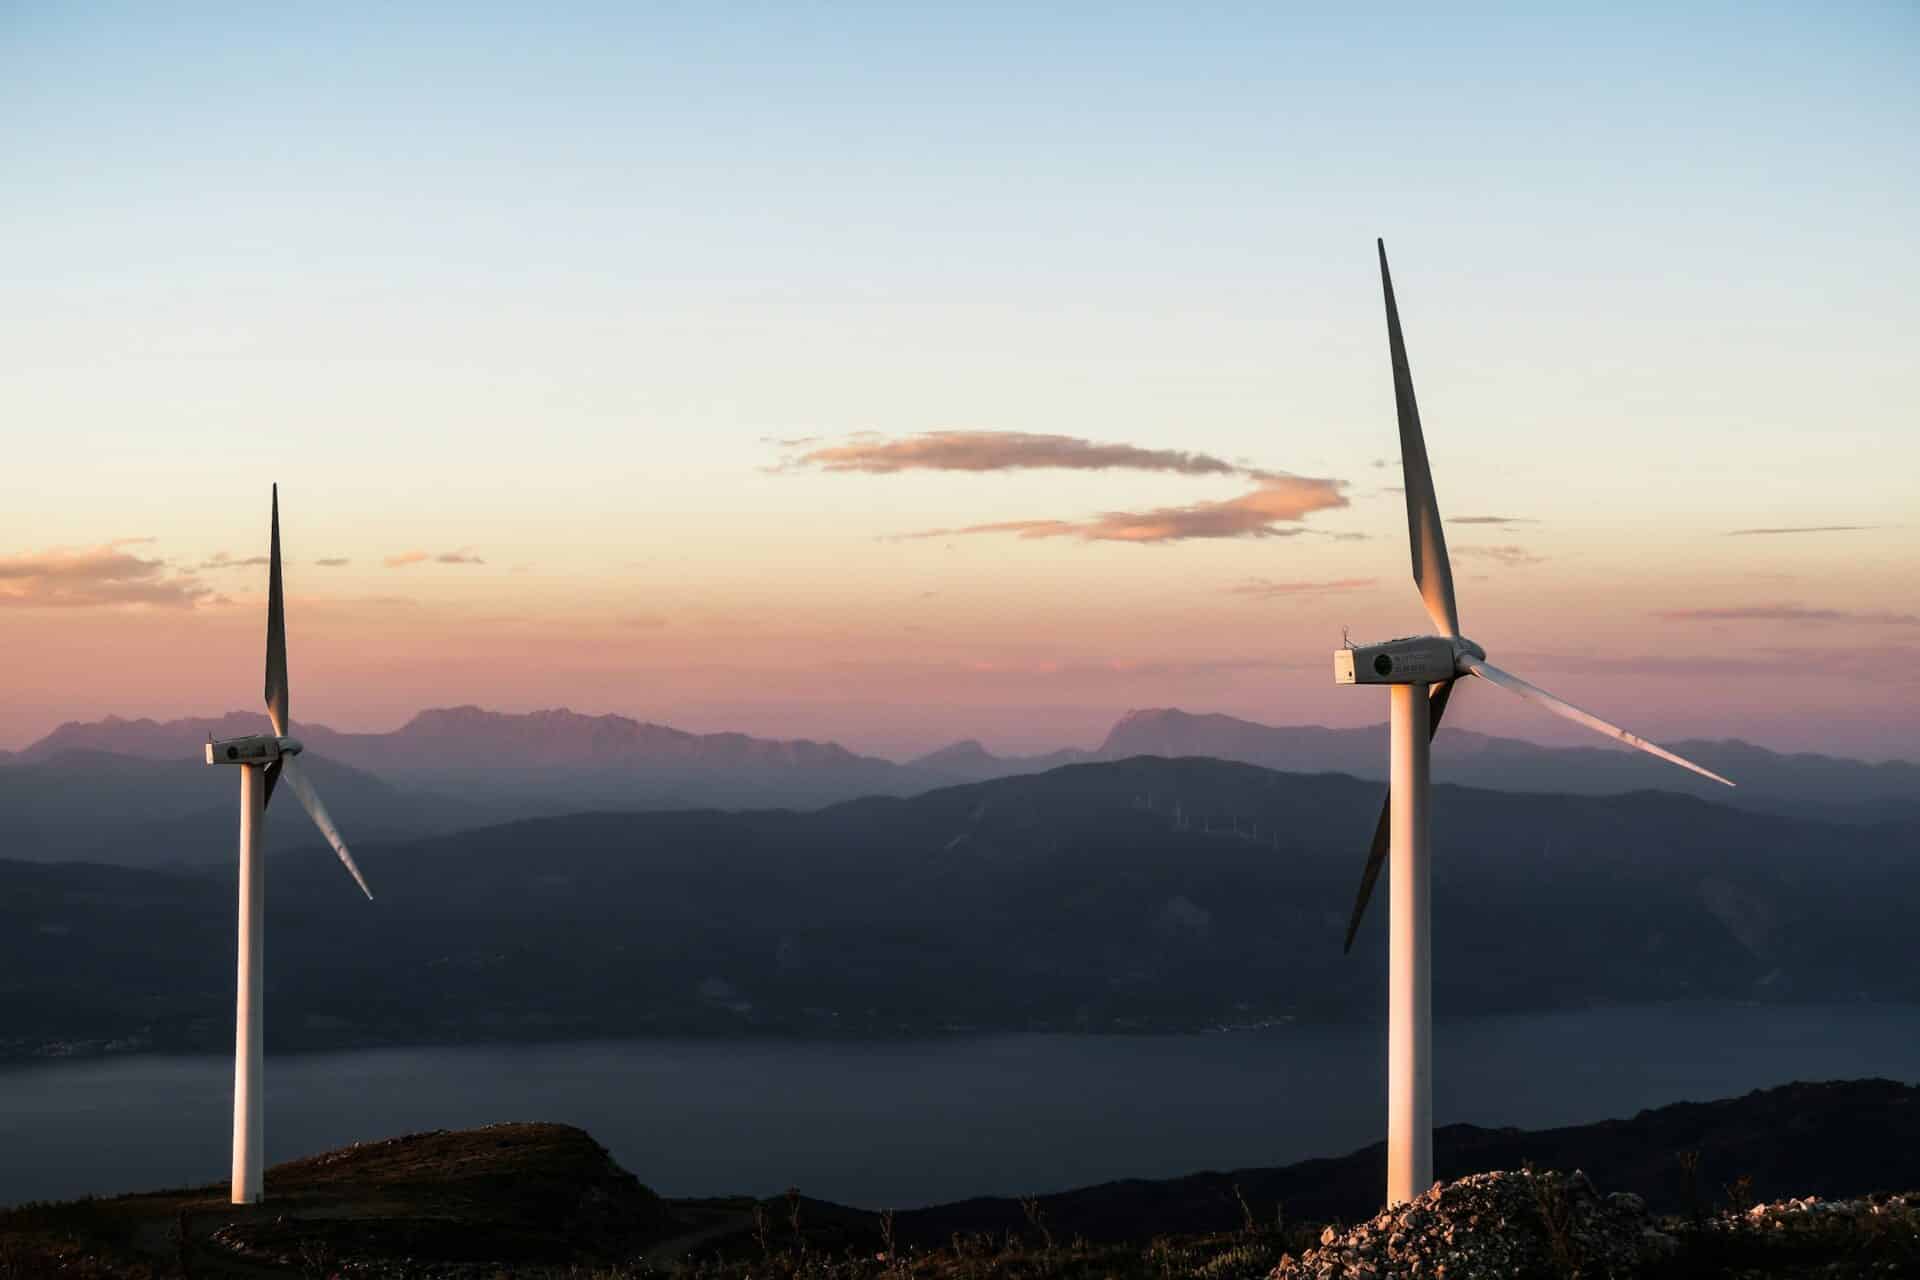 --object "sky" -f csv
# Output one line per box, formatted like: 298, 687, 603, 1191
3, 2, 1916, 759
